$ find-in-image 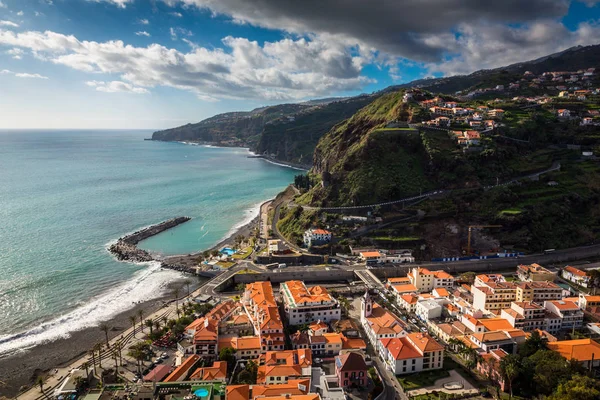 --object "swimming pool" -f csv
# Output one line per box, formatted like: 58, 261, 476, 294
194, 388, 209, 397
220, 247, 236, 256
